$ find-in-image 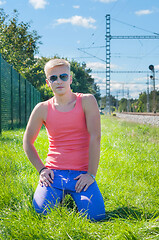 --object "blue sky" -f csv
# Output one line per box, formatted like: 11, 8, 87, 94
1, 0, 159, 98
